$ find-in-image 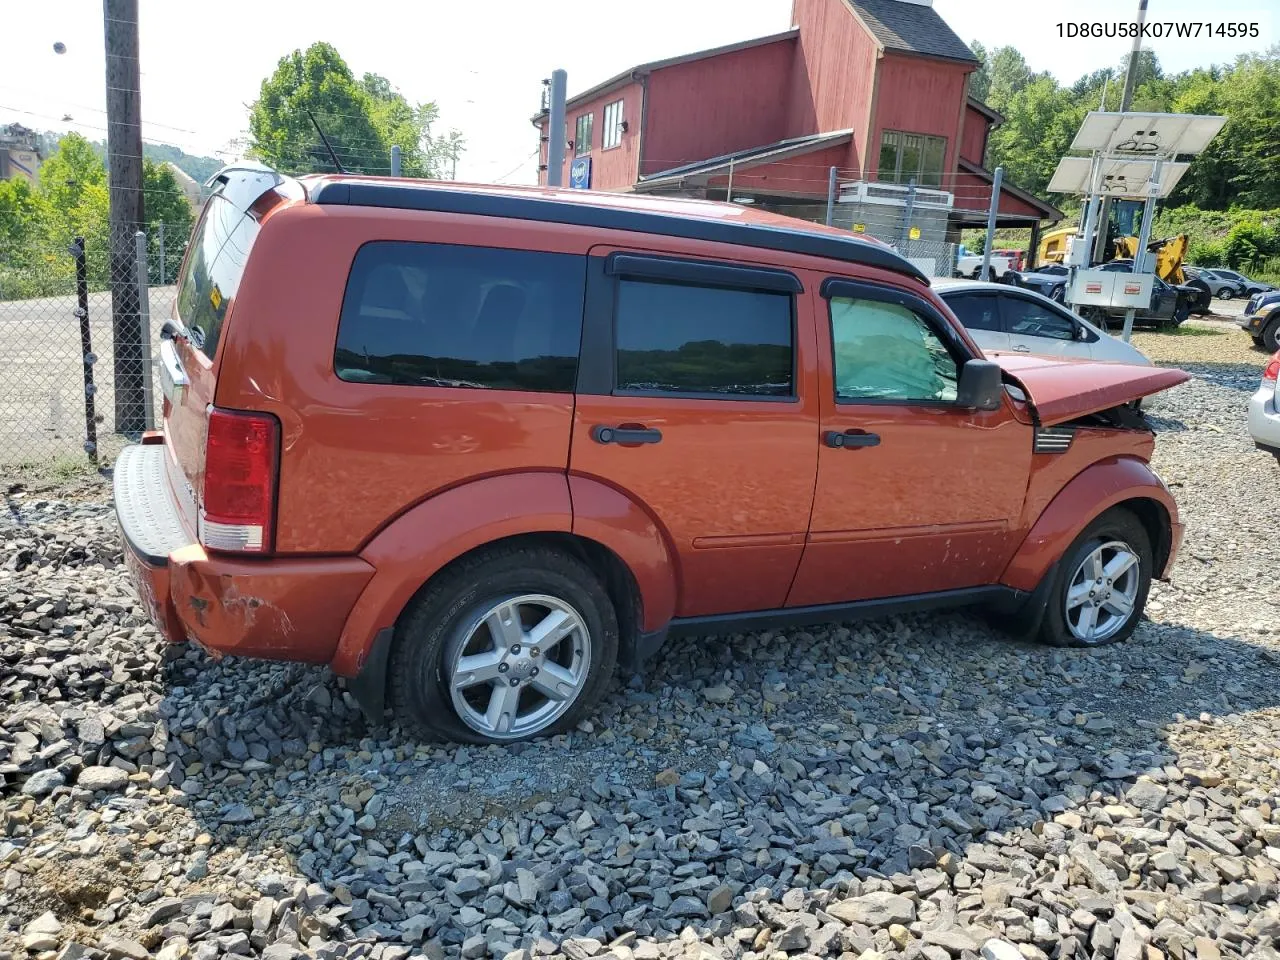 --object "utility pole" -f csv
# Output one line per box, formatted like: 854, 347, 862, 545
1092, 0, 1148, 265
980, 166, 1004, 282
104, 0, 147, 434
546, 69, 567, 187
